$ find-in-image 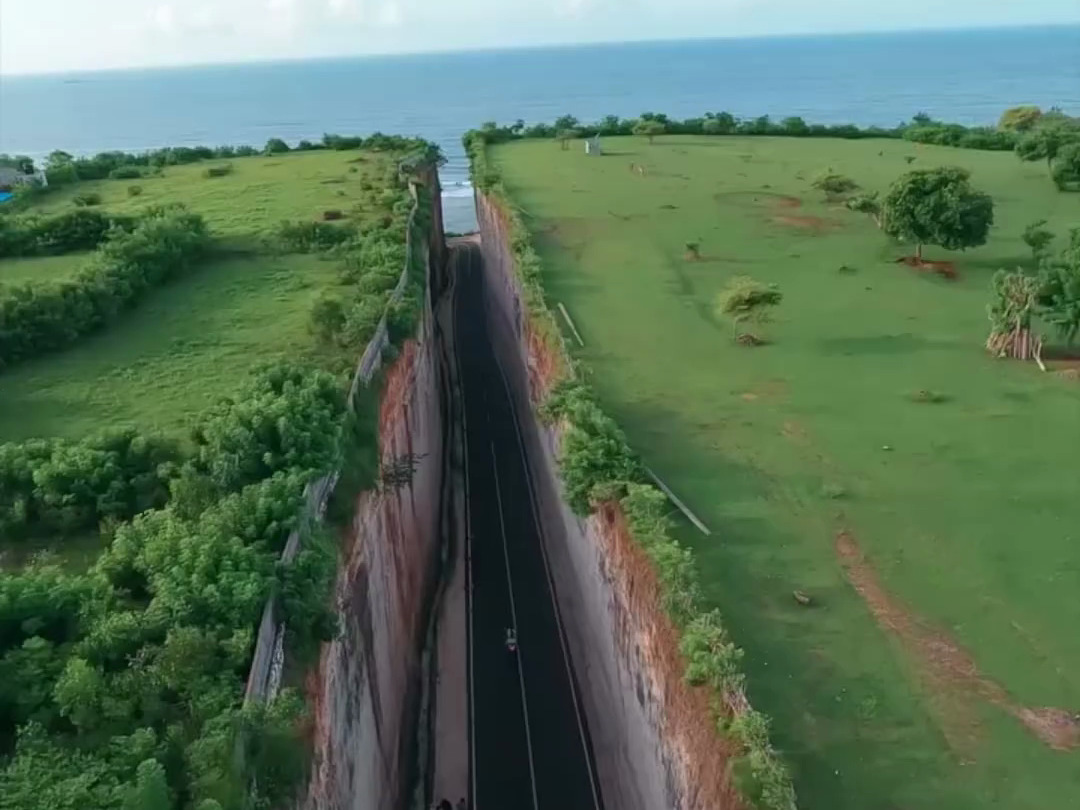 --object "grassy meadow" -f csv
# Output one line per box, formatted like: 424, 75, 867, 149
0, 149, 401, 442
0, 253, 342, 442
30, 150, 393, 240
0, 252, 92, 285
494, 135, 1080, 809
